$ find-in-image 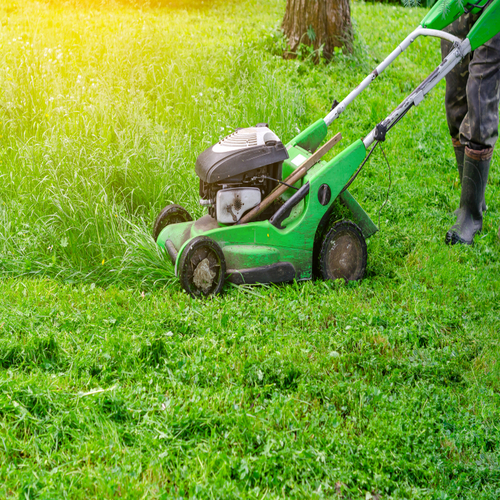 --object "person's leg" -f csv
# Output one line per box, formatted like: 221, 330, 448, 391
441, 17, 472, 209
446, 30, 500, 245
